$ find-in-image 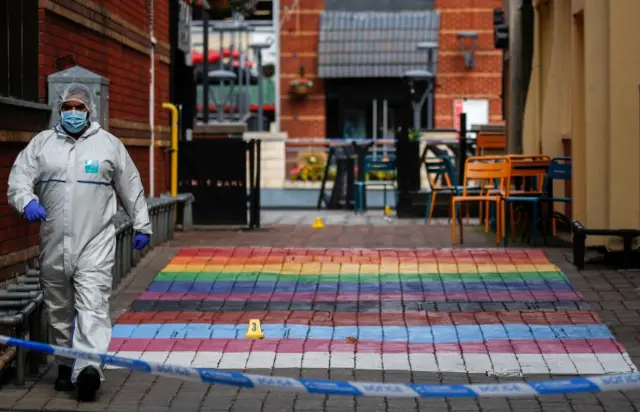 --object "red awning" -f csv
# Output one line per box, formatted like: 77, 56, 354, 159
192, 48, 243, 64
